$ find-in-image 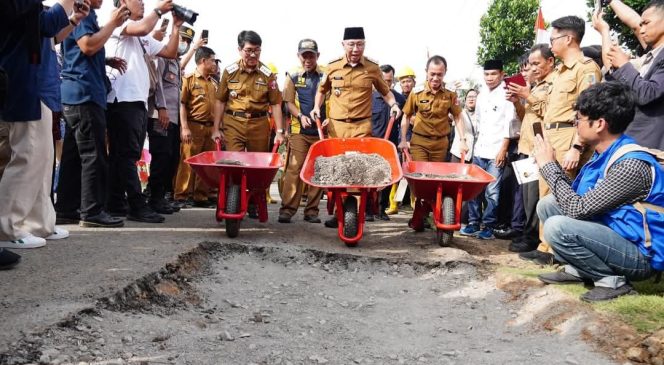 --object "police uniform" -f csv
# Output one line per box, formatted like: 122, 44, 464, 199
174, 70, 217, 203
216, 60, 282, 152
279, 65, 326, 220
318, 55, 390, 138
537, 55, 600, 252
403, 83, 462, 162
